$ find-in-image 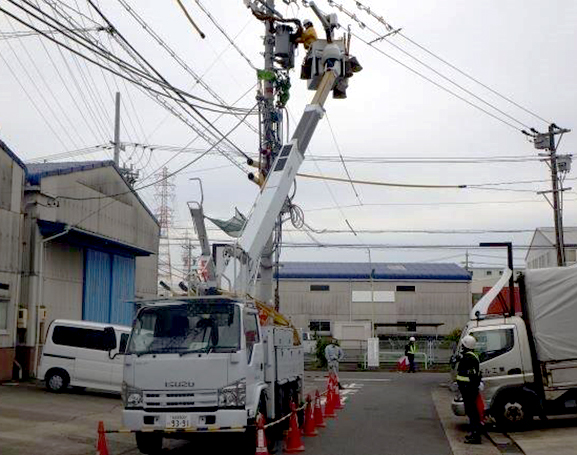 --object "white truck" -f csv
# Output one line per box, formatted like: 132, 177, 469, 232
452, 266, 577, 429
121, 4, 355, 452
